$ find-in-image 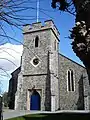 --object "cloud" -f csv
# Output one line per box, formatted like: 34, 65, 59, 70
0, 43, 23, 92
0, 43, 23, 71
